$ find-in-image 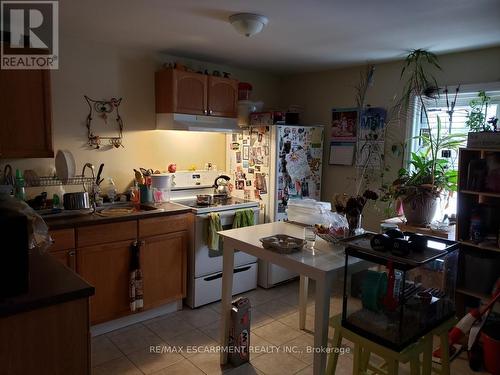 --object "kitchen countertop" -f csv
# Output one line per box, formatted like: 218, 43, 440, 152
44, 202, 192, 229
0, 251, 94, 318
